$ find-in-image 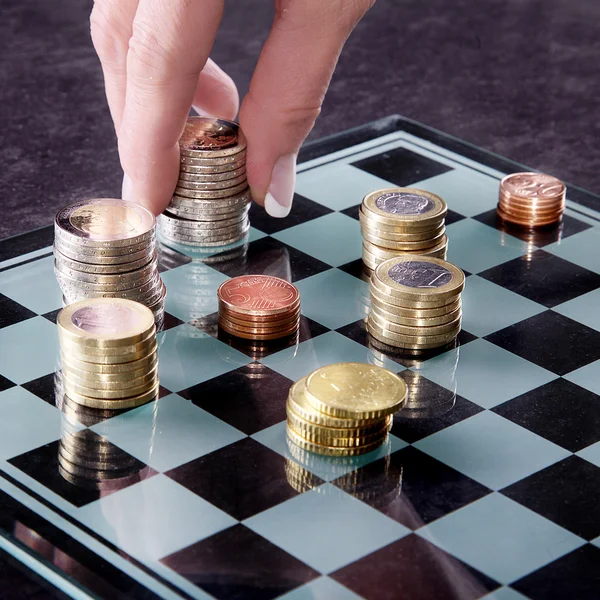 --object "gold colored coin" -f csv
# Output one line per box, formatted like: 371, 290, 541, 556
62, 383, 160, 410
362, 229, 445, 251
62, 365, 158, 390
59, 331, 156, 357
287, 378, 388, 428
367, 316, 460, 348
286, 426, 387, 457
369, 309, 462, 336
370, 284, 461, 310
360, 212, 445, 240
373, 256, 465, 302
57, 298, 155, 348
370, 293, 461, 319
286, 419, 389, 447
61, 350, 158, 375
63, 376, 157, 400
304, 362, 407, 419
